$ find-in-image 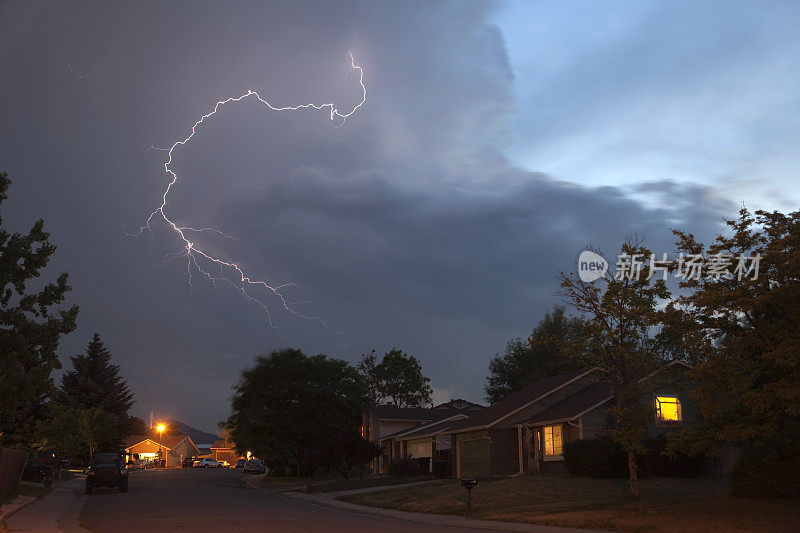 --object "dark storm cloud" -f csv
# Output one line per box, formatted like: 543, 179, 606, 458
0, 1, 734, 430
